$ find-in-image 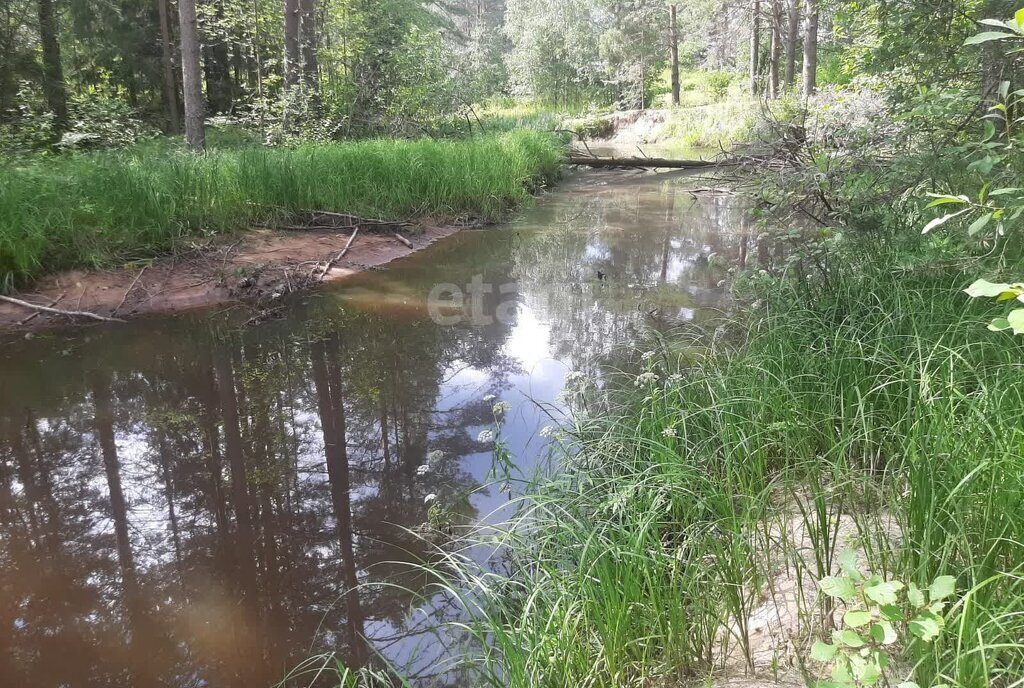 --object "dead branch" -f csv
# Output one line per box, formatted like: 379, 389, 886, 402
0, 294, 126, 323
113, 266, 147, 315
566, 155, 733, 169
393, 232, 414, 249
317, 228, 360, 282
18, 292, 65, 325
308, 211, 415, 228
